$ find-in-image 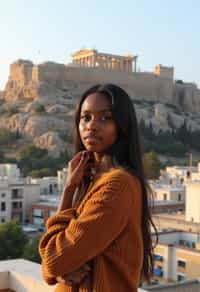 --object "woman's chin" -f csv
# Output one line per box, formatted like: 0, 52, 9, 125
84, 144, 103, 152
